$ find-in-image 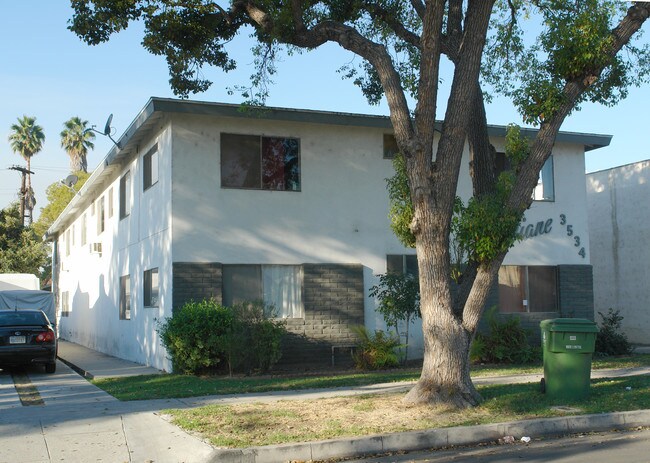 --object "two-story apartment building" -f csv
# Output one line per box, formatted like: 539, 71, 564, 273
46, 98, 610, 371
